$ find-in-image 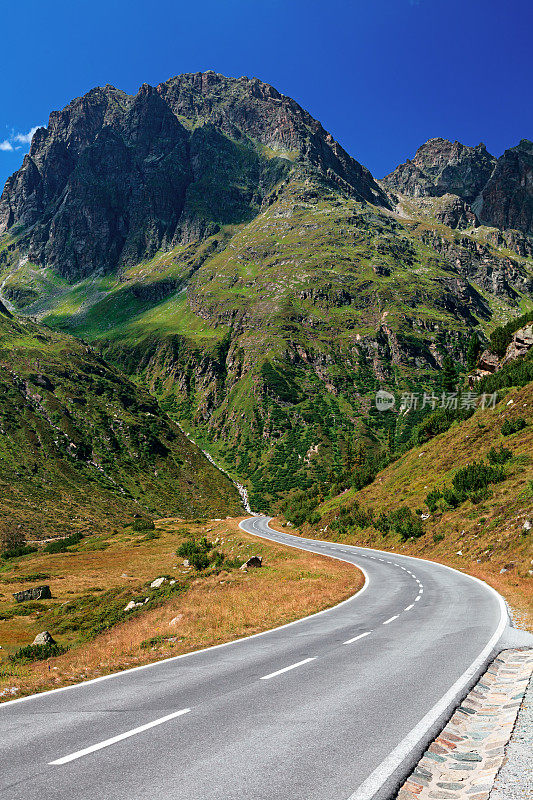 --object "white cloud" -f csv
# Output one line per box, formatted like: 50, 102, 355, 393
0, 124, 42, 153
14, 126, 40, 145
